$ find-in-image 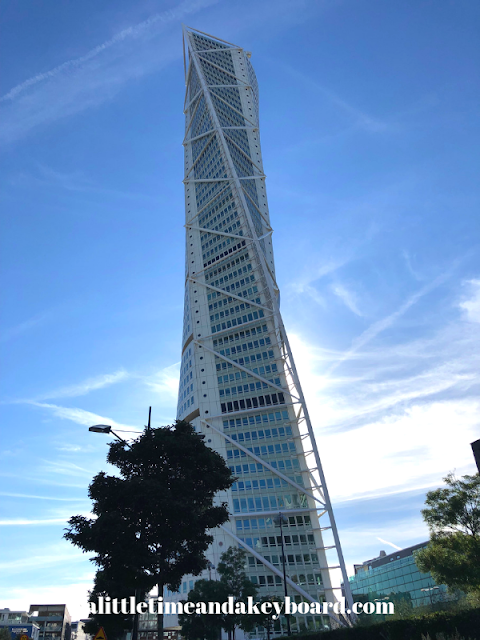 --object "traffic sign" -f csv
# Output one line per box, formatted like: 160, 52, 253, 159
93, 628, 107, 640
